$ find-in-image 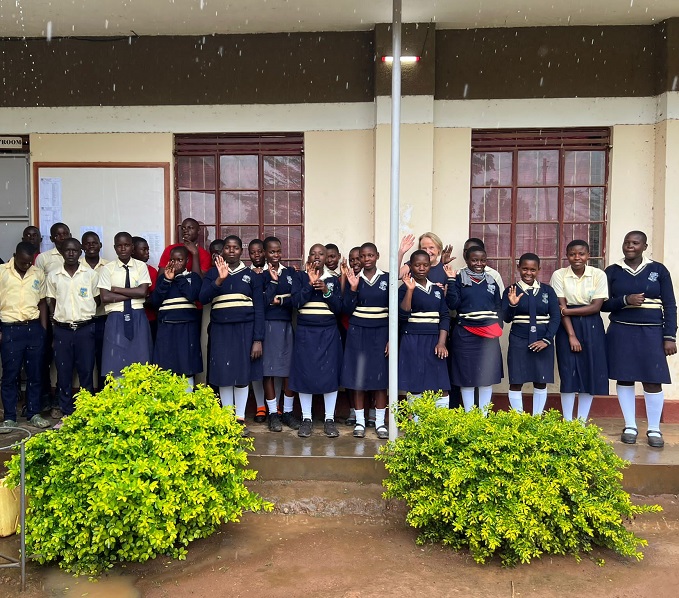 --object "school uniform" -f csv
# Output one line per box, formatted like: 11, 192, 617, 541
341, 270, 389, 391
398, 280, 451, 393
47, 262, 99, 415
199, 262, 264, 386
289, 269, 343, 394
262, 264, 296, 377
35, 247, 65, 277
550, 266, 609, 395
0, 260, 46, 421
502, 281, 560, 385
81, 256, 108, 389
151, 271, 203, 377
97, 258, 153, 377
428, 261, 448, 287
603, 257, 677, 383
446, 271, 504, 387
